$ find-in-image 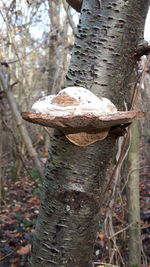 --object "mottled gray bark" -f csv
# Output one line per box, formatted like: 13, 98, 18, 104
66, 0, 149, 109
32, 132, 116, 266
31, 0, 150, 266
127, 121, 141, 267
